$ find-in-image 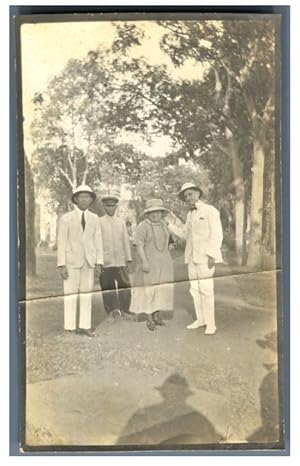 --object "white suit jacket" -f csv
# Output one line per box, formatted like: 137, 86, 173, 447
169, 200, 223, 264
57, 207, 103, 268
99, 214, 132, 267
